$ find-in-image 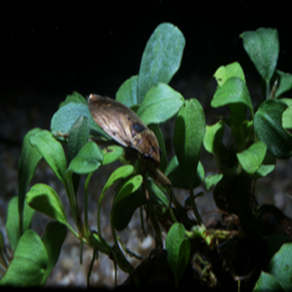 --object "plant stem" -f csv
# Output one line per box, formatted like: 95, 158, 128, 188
84, 173, 93, 235
189, 187, 203, 225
